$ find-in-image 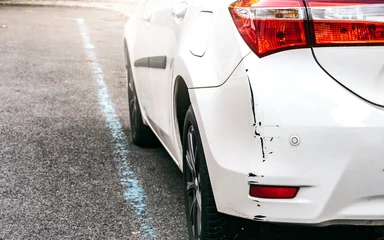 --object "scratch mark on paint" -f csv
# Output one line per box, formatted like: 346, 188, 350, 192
260, 137, 265, 159
249, 173, 265, 178
76, 18, 156, 238
247, 76, 266, 162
